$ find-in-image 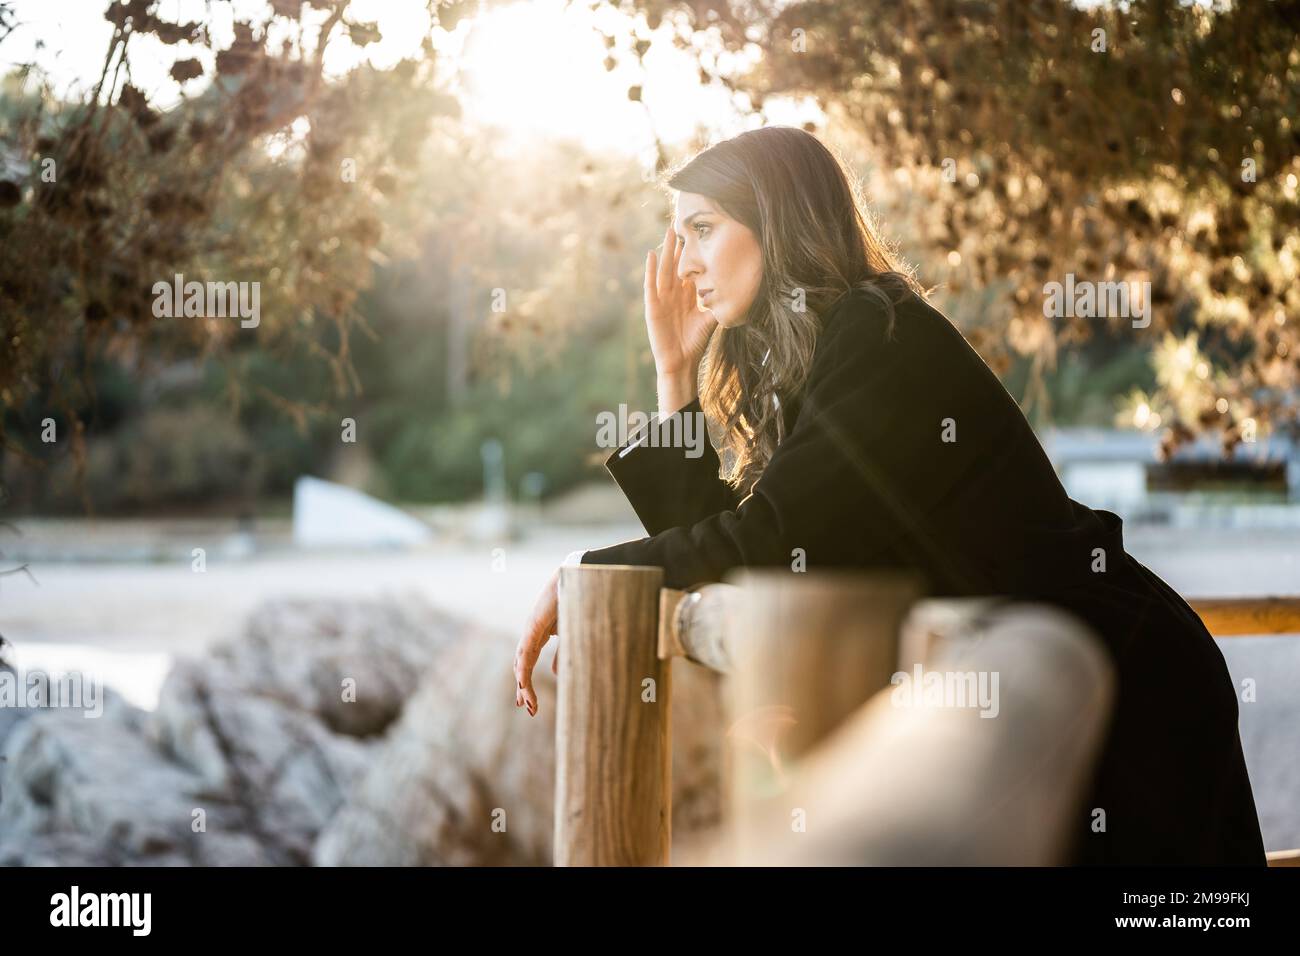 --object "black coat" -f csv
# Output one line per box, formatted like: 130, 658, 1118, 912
580, 286, 1267, 866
